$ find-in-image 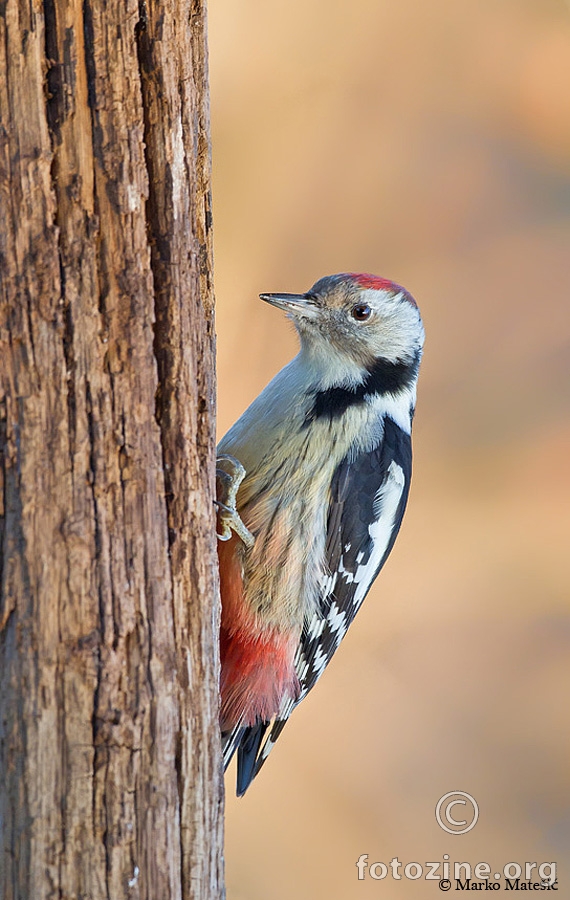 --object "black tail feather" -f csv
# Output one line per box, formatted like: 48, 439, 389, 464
236, 720, 269, 796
